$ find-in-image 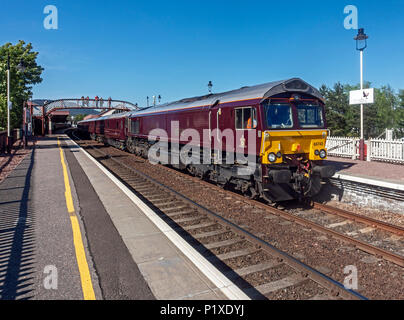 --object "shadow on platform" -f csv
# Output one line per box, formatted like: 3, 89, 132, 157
323, 159, 356, 173
0, 149, 36, 300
